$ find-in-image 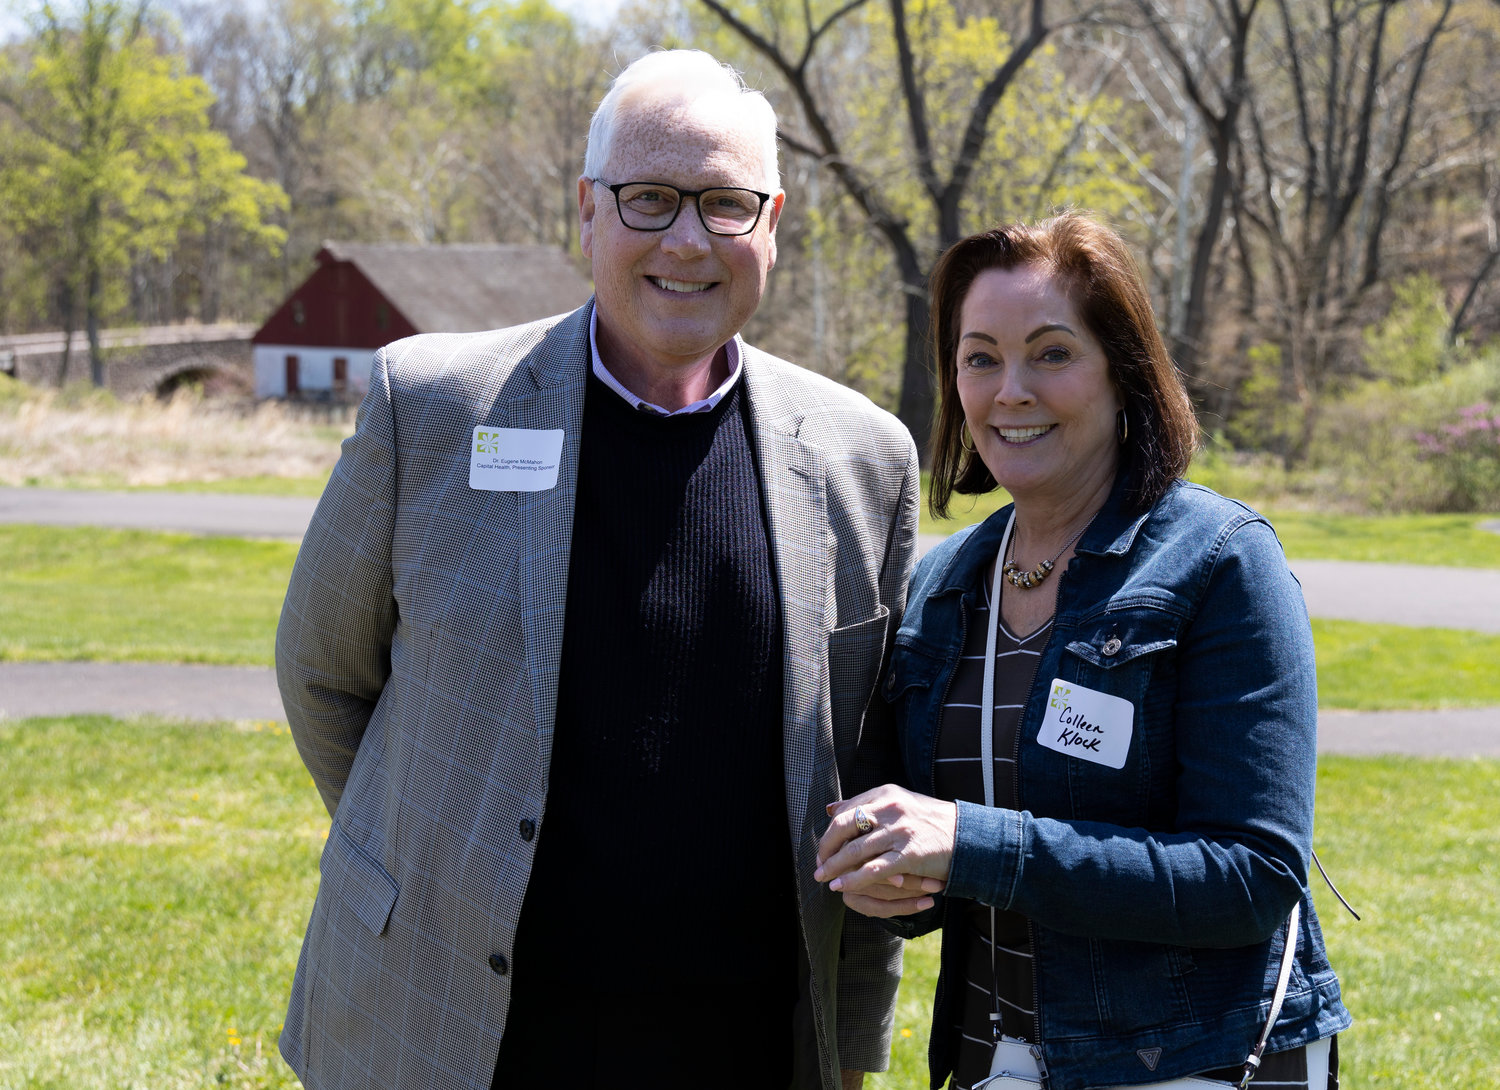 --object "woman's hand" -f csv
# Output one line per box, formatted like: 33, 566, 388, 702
815, 786, 957, 918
